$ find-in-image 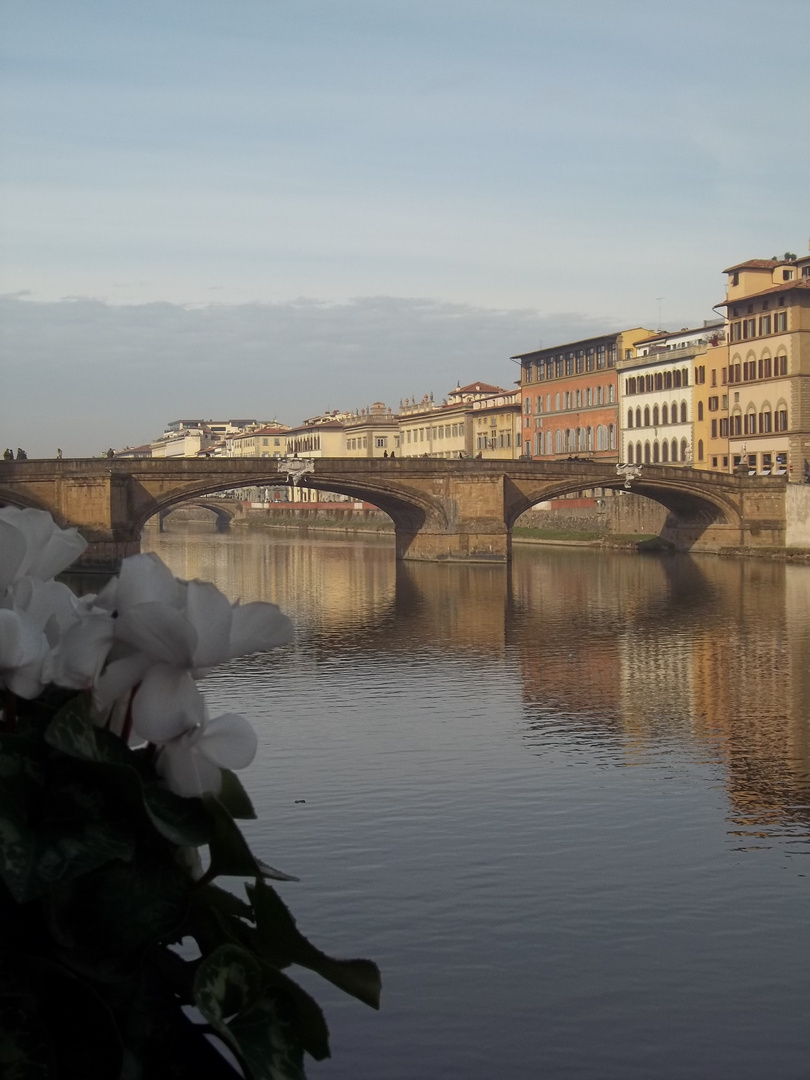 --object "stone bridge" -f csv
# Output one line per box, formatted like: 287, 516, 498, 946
0, 457, 790, 570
